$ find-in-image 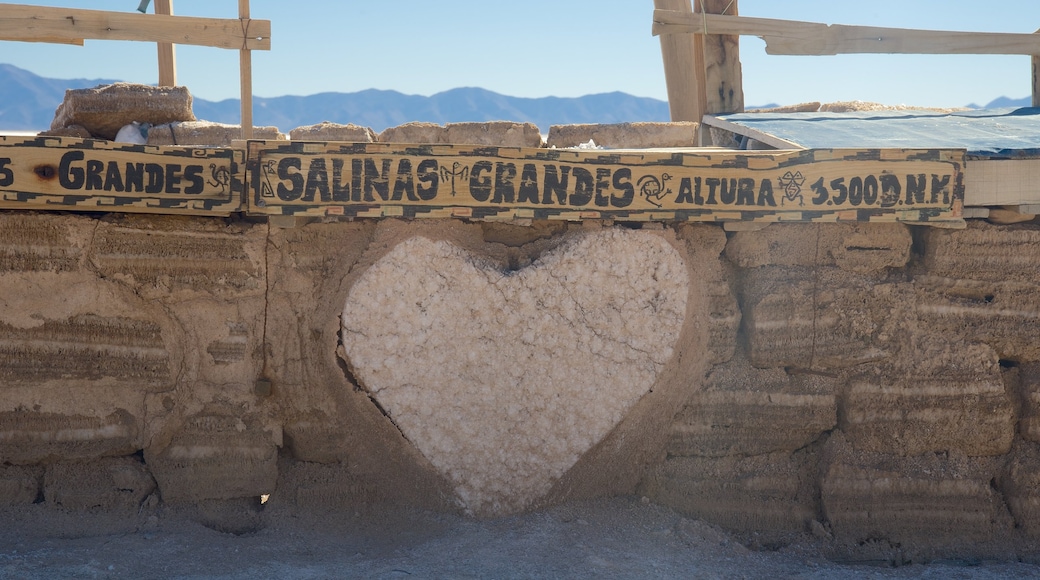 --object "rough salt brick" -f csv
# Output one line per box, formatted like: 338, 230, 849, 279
642, 450, 819, 535
999, 440, 1040, 537
445, 121, 542, 147
0, 213, 82, 272
725, 223, 911, 272
51, 83, 195, 140
44, 457, 155, 510
0, 410, 139, 464
1016, 364, 1040, 443
821, 432, 1012, 546
147, 410, 280, 502
920, 221, 1040, 284
741, 267, 911, 369
914, 275, 1040, 362
0, 465, 42, 506
841, 343, 1015, 457
377, 122, 447, 144
289, 121, 375, 142
547, 122, 699, 149
147, 121, 286, 147
36, 124, 92, 139
667, 358, 836, 458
